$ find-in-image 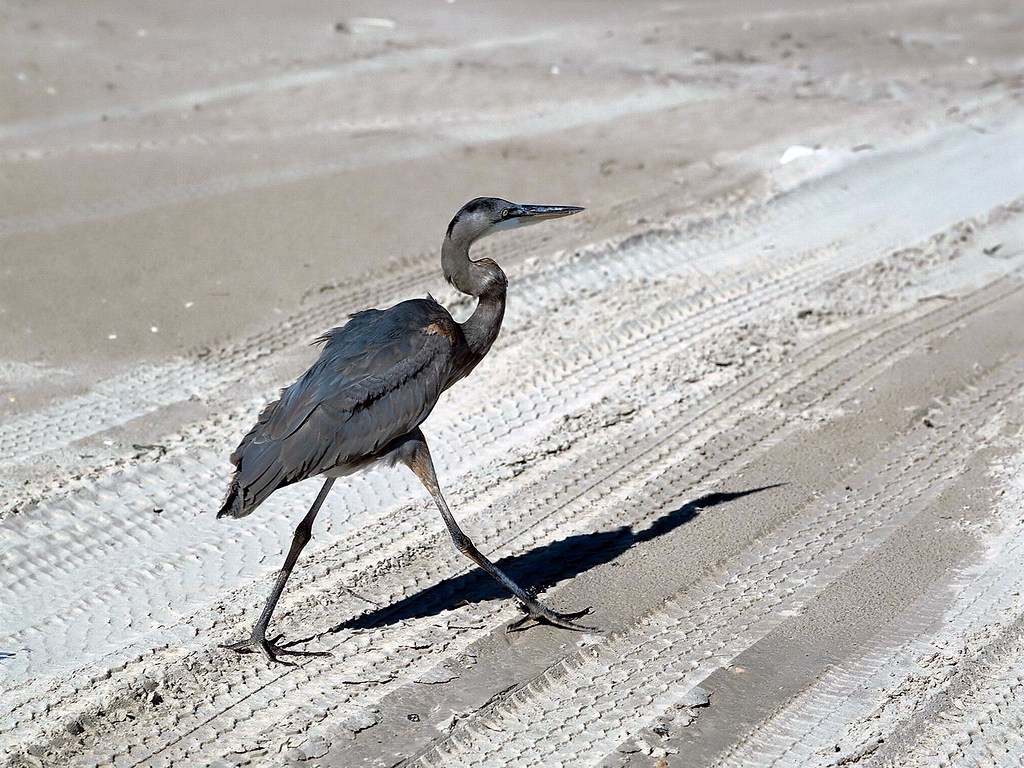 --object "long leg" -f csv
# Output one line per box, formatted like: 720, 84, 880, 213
397, 430, 595, 632
223, 477, 335, 663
